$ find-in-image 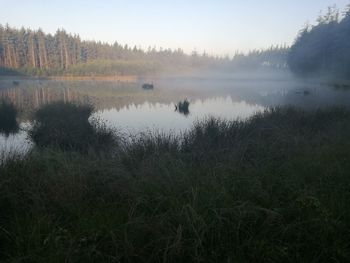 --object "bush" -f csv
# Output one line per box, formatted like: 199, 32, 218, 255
29, 102, 117, 152
0, 100, 19, 135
